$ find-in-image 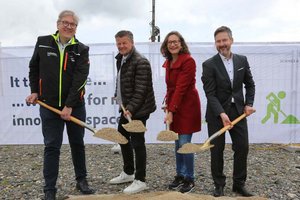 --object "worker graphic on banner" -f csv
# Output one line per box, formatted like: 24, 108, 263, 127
261, 91, 300, 124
